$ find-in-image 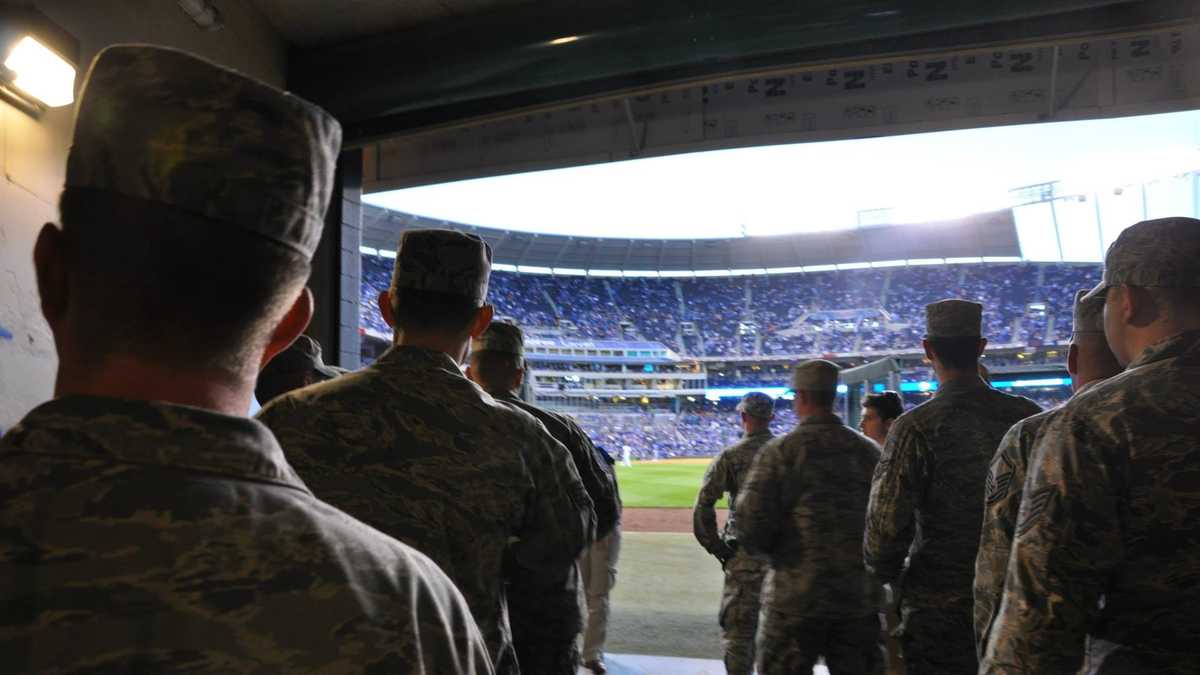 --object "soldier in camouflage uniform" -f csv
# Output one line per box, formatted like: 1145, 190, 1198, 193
973, 289, 1120, 657
692, 391, 777, 675
0, 45, 490, 673
258, 229, 595, 674
738, 361, 884, 674
465, 321, 620, 674
864, 299, 1040, 674
982, 217, 1200, 674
